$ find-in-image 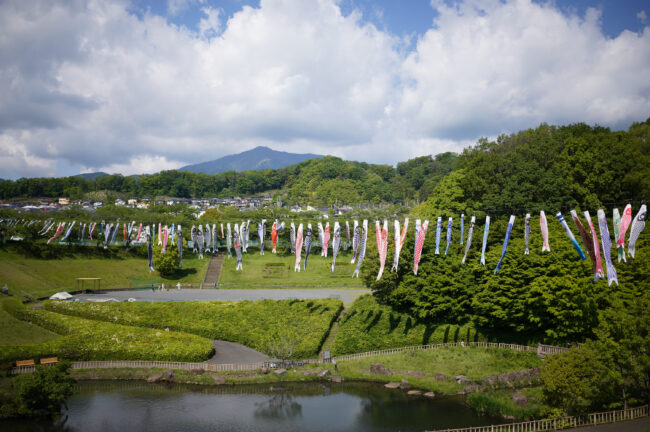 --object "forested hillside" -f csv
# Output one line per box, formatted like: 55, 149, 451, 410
360, 119, 650, 344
